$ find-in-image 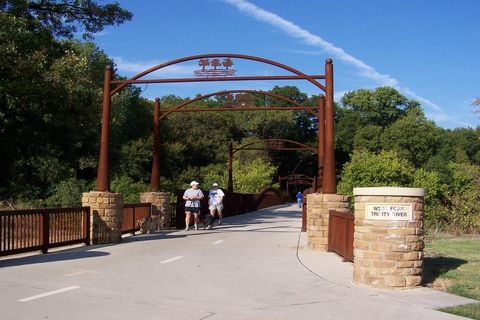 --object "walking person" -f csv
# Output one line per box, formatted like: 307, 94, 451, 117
207, 183, 225, 229
183, 181, 204, 231
296, 191, 303, 208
